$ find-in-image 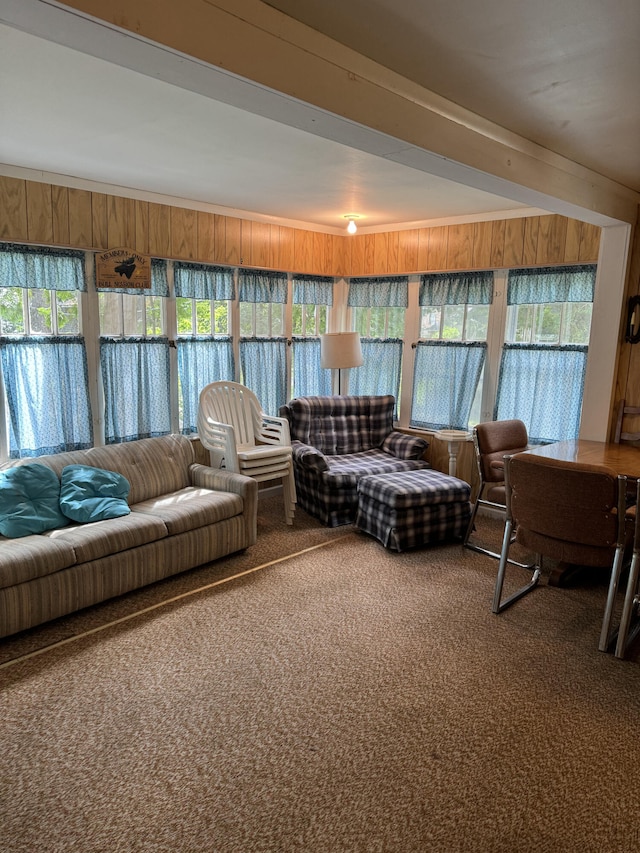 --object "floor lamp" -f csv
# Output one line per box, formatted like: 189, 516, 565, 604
320, 332, 364, 395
